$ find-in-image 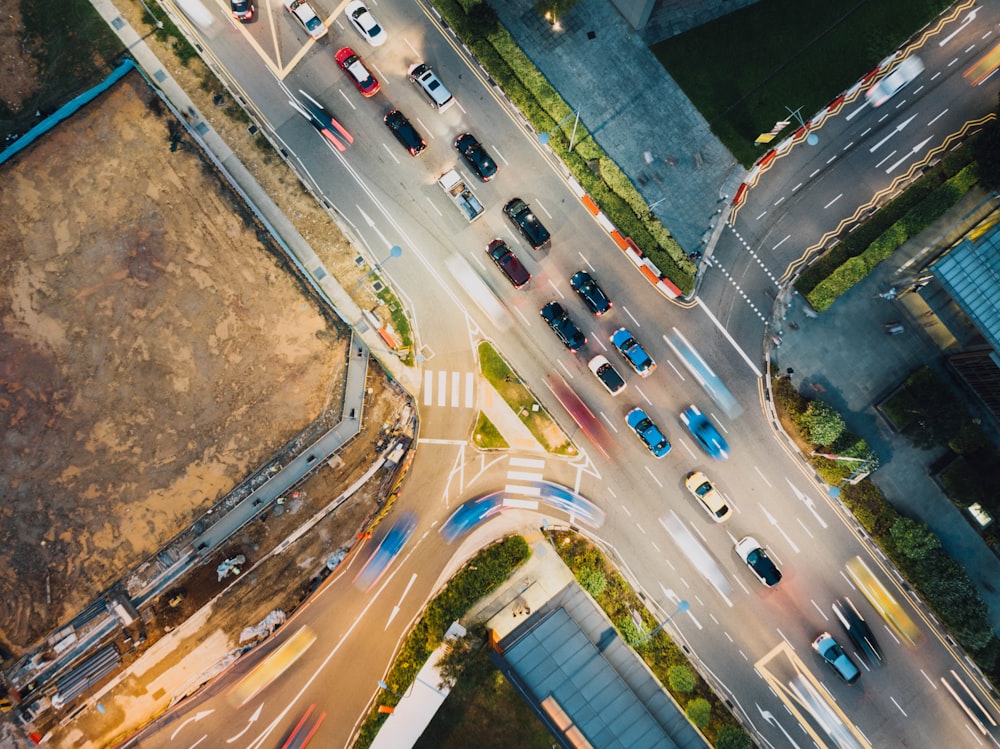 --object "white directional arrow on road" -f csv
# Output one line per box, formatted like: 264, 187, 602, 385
386, 573, 418, 630
939, 7, 977, 46
225, 704, 263, 743
169, 709, 214, 740
869, 114, 917, 152
760, 505, 800, 553
758, 703, 803, 748
887, 136, 933, 173
784, 479, 828, 528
